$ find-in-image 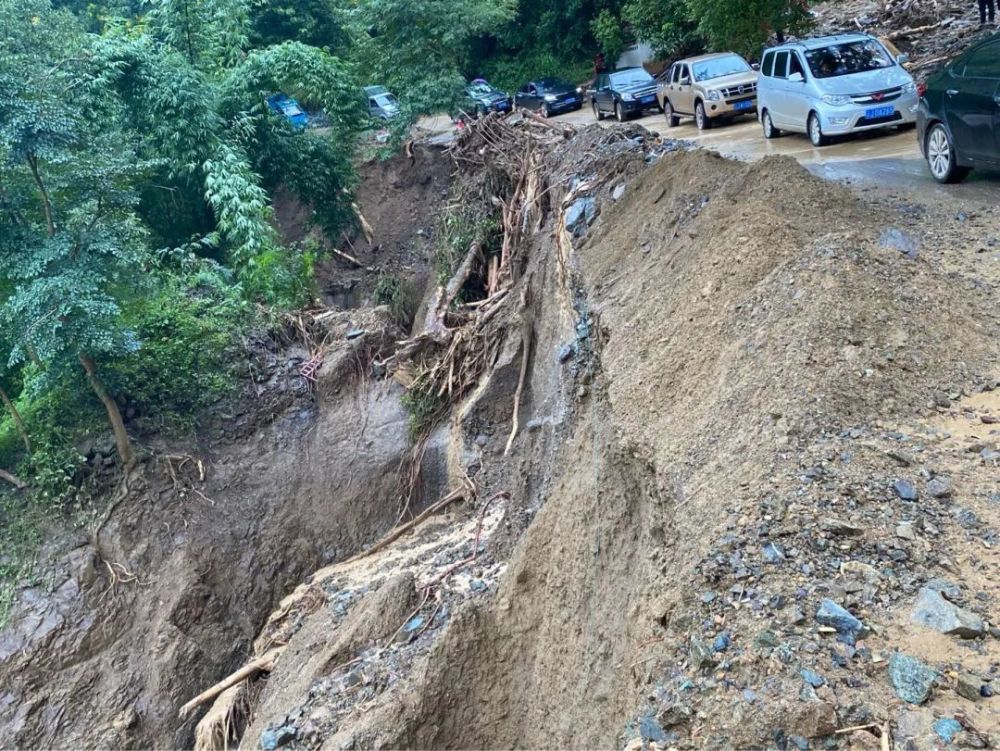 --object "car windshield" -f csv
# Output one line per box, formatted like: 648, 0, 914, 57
692, 55, 751, 81
611, 69, 653, 86
375, 94, 398, 107
537, 78, 569, 92
805, 40, 894, 79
